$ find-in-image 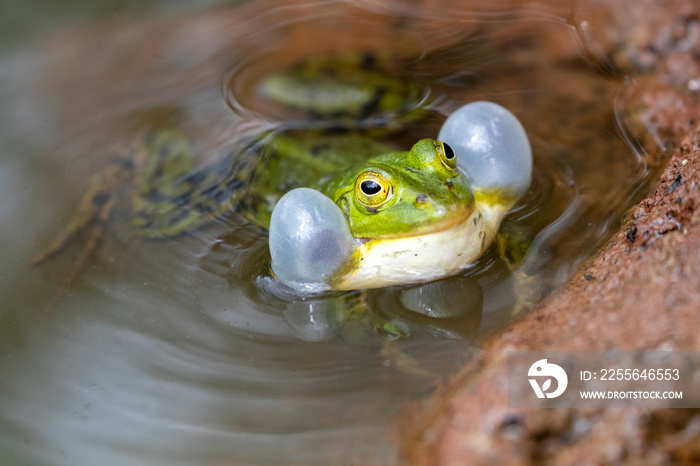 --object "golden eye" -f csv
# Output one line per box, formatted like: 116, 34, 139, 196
434, 140, 457, 170
355, 170, 393, 209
